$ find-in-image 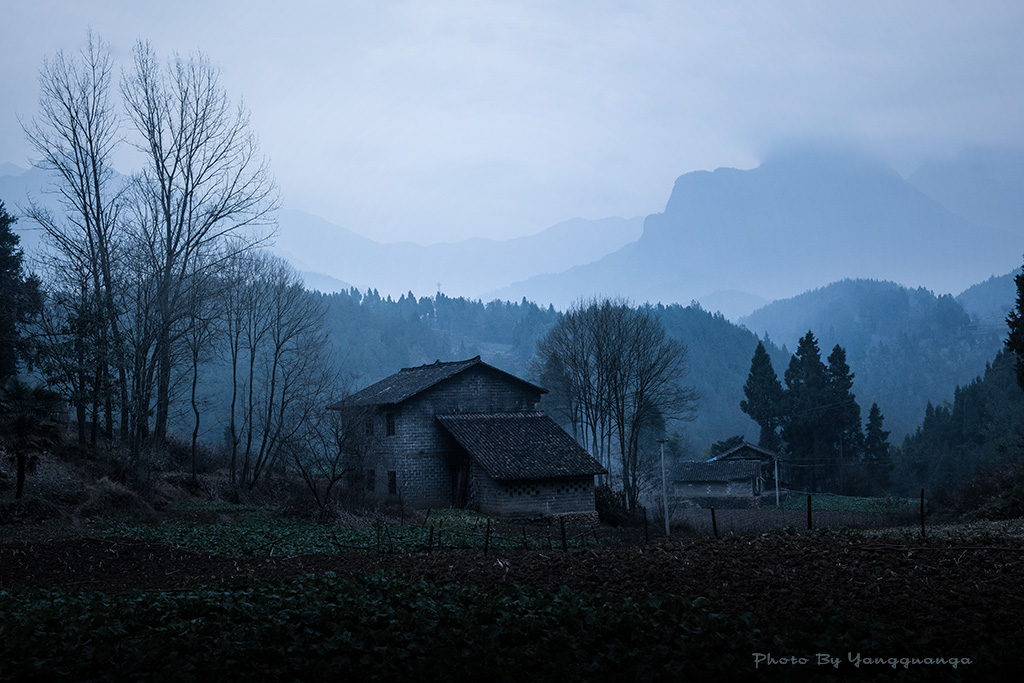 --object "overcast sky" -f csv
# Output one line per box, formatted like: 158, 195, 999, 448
2, 1, 1022, 244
